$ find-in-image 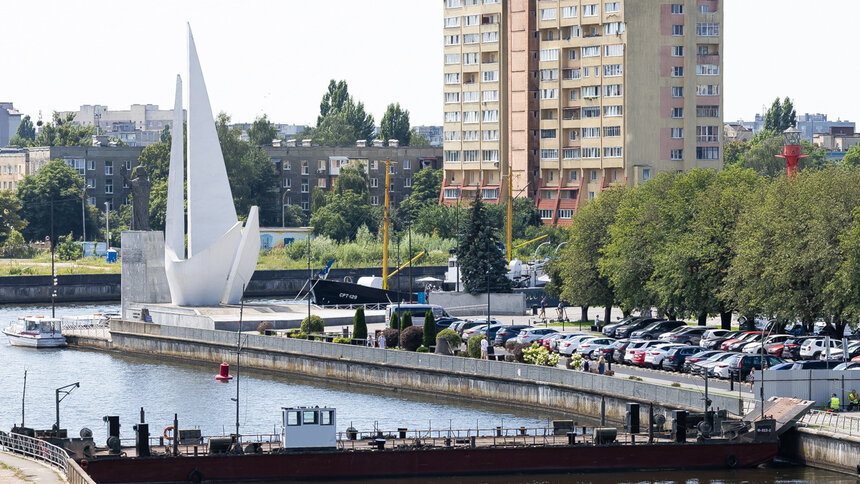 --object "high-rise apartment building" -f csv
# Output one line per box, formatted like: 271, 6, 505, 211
441, 0, 723, 224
